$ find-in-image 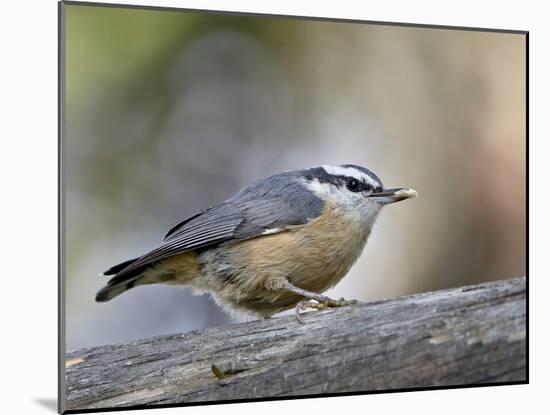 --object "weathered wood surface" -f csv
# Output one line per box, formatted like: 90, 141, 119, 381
65, 277, 526, 411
